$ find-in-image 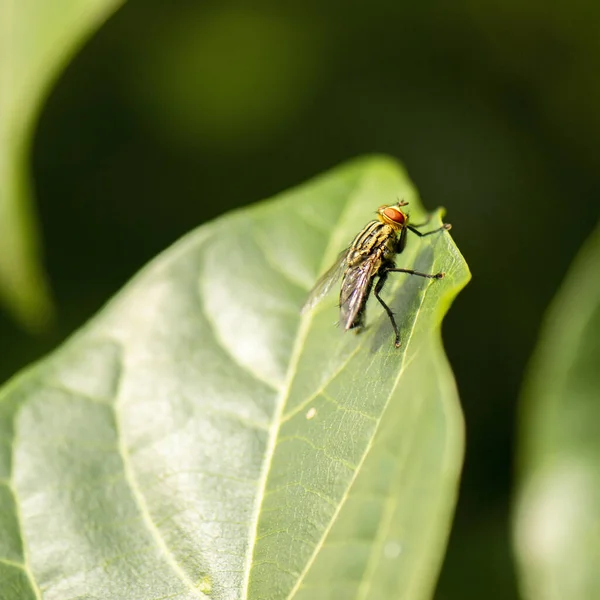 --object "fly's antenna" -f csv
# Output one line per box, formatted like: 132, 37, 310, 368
396, 198, 409, 207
